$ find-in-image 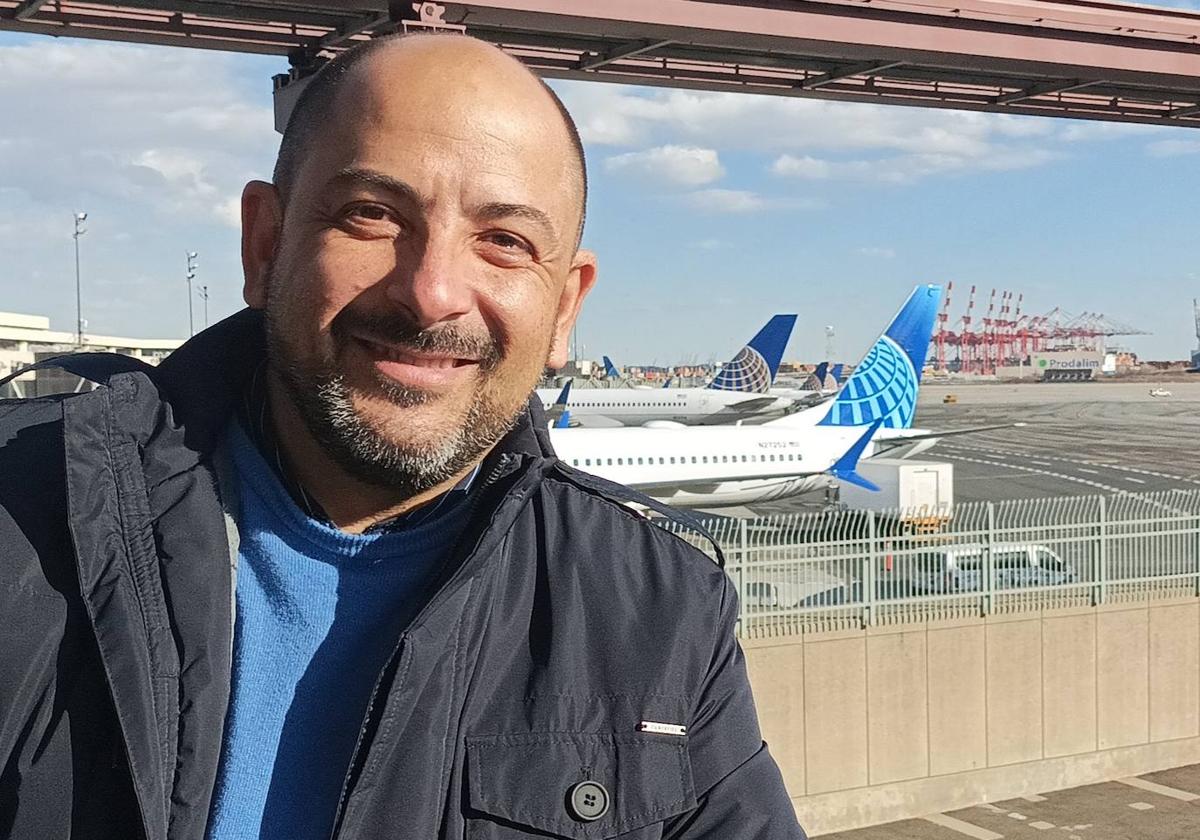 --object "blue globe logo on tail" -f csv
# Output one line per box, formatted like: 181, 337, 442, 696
709, 346, 772, 393
819, 285, 941, 430
821, 336, 918, 428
